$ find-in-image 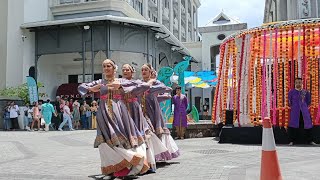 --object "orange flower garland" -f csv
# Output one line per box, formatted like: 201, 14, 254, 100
256, 31, 262, 126
212, 45, 225, 124
311, 25, 316, 124
232, 40, 238, 123
248, 33, 257, 125
284, 28, 289, 128
213, 21, 320, 128
222, 43, 232, 124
